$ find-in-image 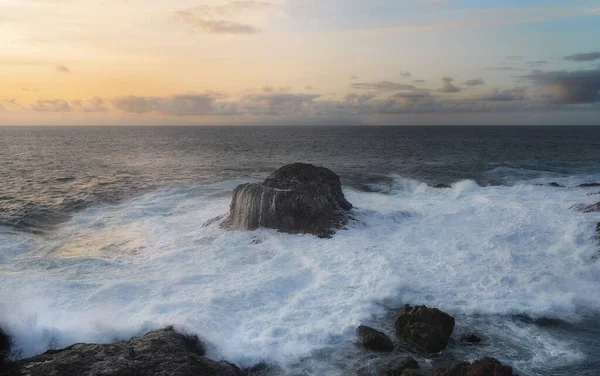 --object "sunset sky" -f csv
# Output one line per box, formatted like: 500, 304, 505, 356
1, 0, 600, 125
